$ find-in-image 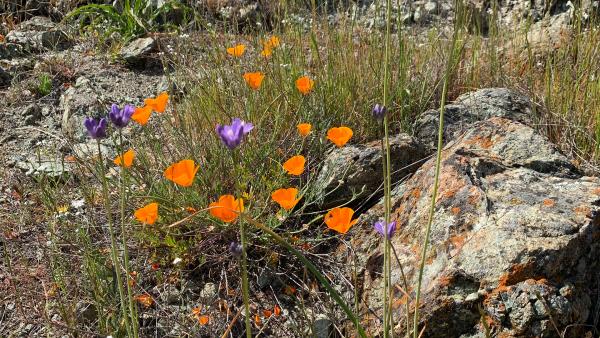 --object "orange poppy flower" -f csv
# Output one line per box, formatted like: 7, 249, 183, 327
263, 36, 280, 49
226, 44, 246, 57
134, 202, 159, 225
113, 149, 135, 168
163, 159, 199, 187
198, 315, 209, 325
243, 72, 265, 90
135, 294, 154, 307
132, 105, 152, 125
297, 123, 312, 137
324, 207, 358, 234
254, 314, 262, 326
326, 126, 353, 147
261, 48, 272, 58
144, 92, 169, 113
274, 304, 281, 316
209, 195, 244, 223
282, 155, 305, 176
263, 309, 273, 317
295, 76, 314, 95
271, 188, 300, 210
